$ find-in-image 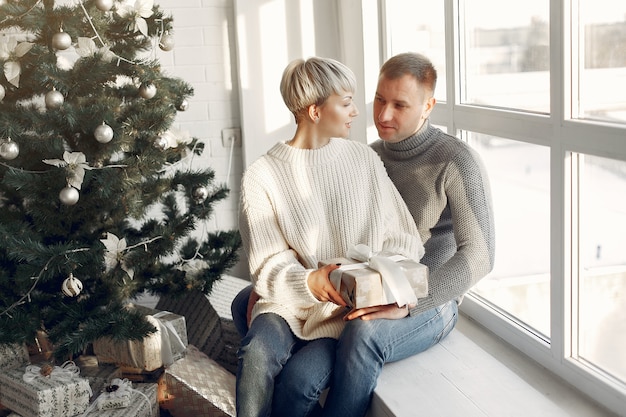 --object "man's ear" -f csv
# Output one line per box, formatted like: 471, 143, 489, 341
424, 96, 436, 118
